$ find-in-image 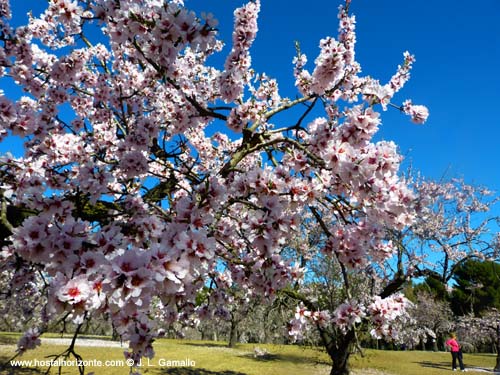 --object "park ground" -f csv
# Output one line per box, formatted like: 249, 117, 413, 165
0, 332, 498, 375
